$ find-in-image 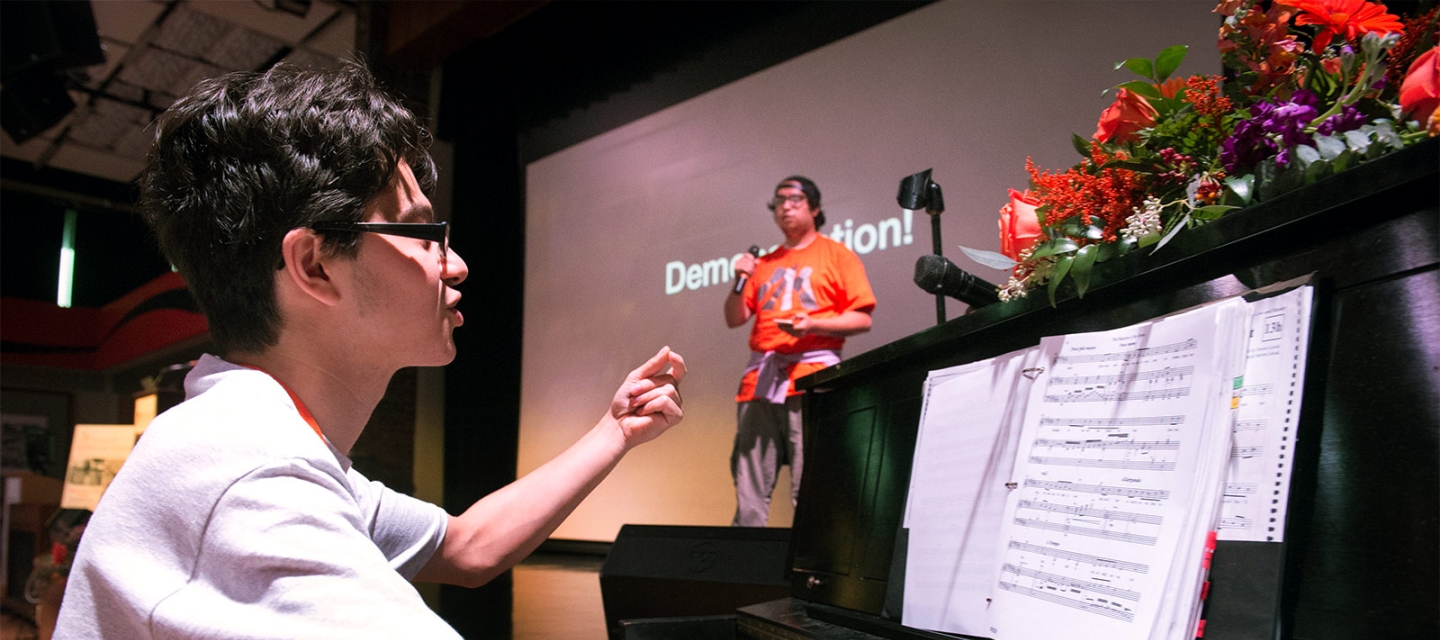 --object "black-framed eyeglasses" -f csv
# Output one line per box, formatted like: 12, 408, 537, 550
309, 221, 448, 247
769, 194, 807, 209
279, 221, 450, 270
